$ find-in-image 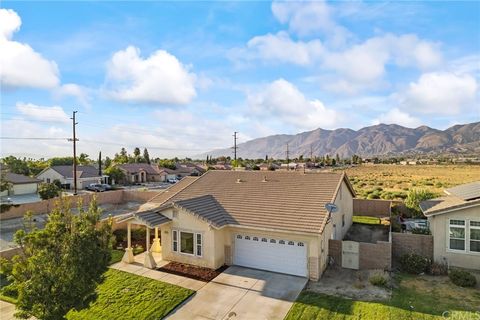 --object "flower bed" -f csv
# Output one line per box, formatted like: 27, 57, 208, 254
158, 262, 228, 282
